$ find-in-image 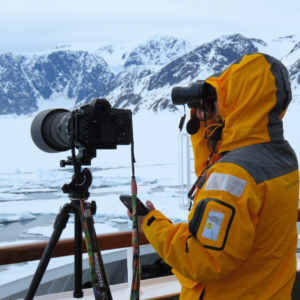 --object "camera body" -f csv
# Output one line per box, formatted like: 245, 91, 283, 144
31, 98, 132, 156
72, 98, 132, 149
